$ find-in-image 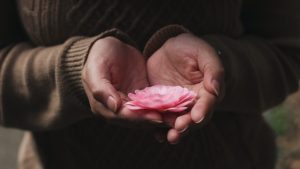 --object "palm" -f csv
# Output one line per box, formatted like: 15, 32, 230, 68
83, 37, 162, 125
147, 45, 203, 93
110, 52, 147, 95
146, 33, 224, 143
